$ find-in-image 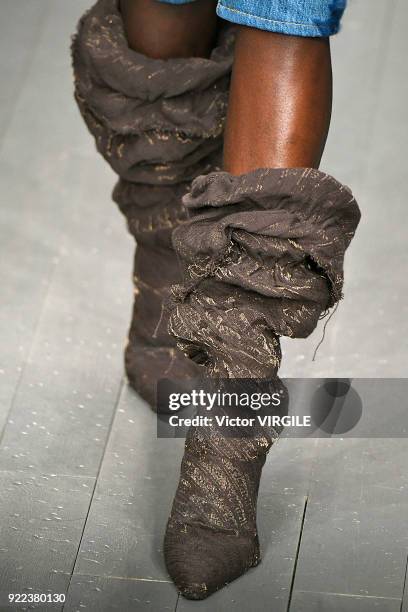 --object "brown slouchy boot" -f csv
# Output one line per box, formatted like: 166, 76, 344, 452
71, 0, 234, 408
164, 168, 361, 599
